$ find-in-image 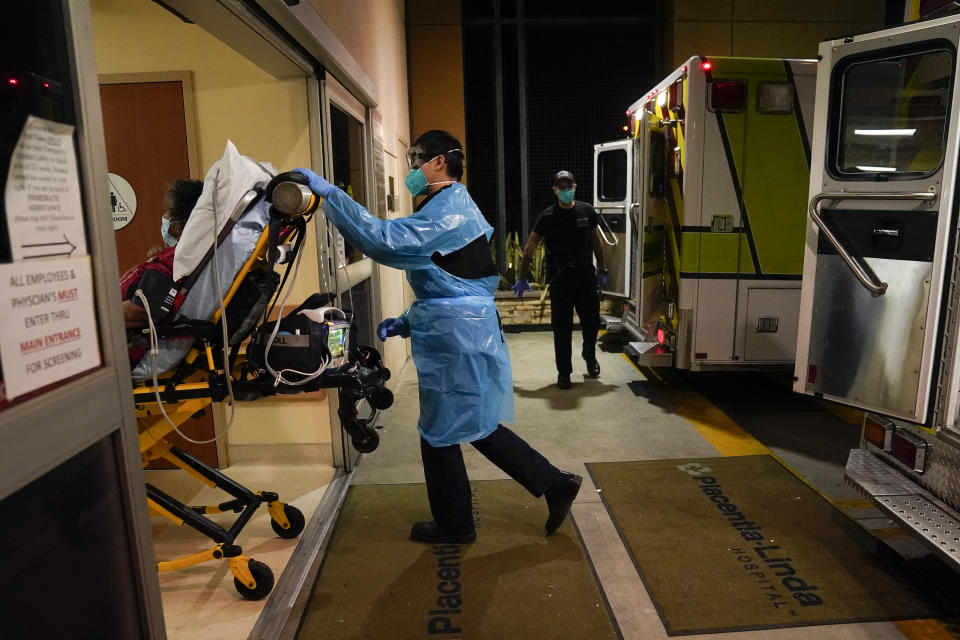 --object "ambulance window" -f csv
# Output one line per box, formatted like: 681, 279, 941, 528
598, 149, 627, 201
836, 48, 952, 178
